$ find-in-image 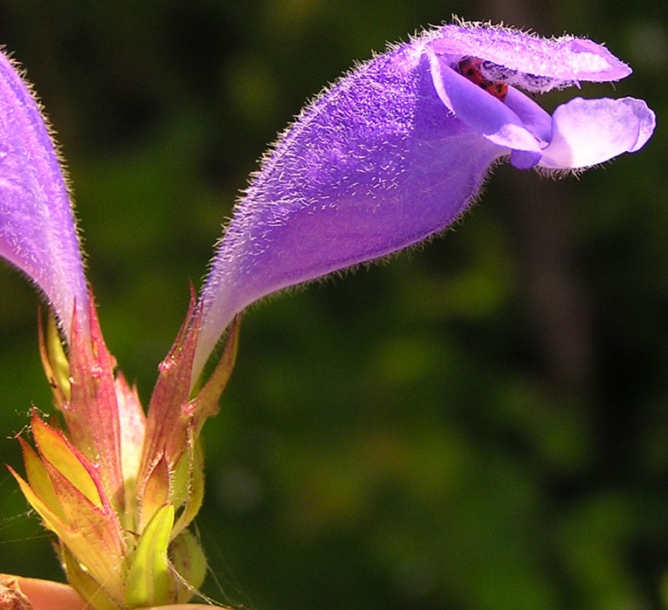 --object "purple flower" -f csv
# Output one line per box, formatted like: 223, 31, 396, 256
0, 51, 88, 340
193, 21, 656, 375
